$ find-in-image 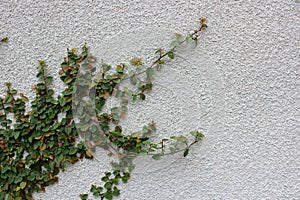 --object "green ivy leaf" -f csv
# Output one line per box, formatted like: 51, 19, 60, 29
112, 113, 120, 121
130, 76, 137, 85
14, 175, 23, 184
64, 77, 73, 84
45, 76, 53, 84
170, 40, 179, 47
139, 93, 145, 100
201, 23, 208, 28
56, 153, 64, 163
168, 51, 175, 59
1, 37, 8, 42
130, 57, 143, 66
79, 194, 88, 200
80, 124, 89, 132
20, 181, 27, 189
113, 186, 120, 197
146, 68, 154, 78
104, 182, 112, 190
65, 126, 72, 134
13, 132, 20, 140
183, 148, 189, 157
196, 132, 204, 142
58, 96, 66, 106
152, 154, 161, 160
27, 174, 35, 181
49, 161, 55, 170
115, 90, 123, 98
69, 147, 77, 155
3, 95, 13, 104
186, 34, 193, 43
121, 176, 129, 183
